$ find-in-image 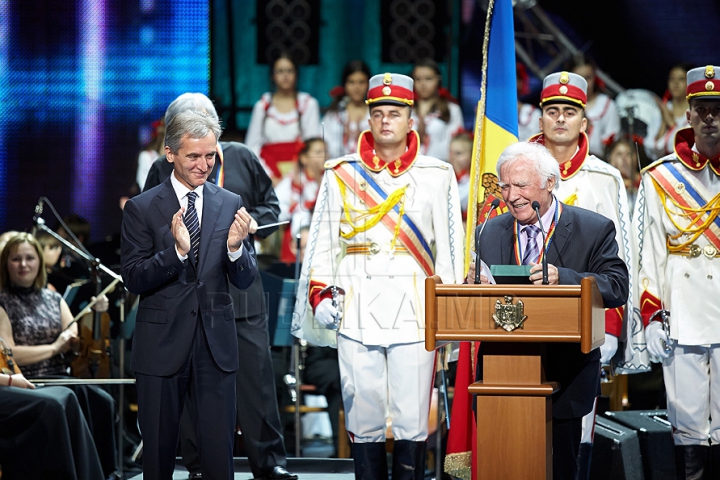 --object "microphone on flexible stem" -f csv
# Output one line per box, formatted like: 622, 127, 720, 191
32, 197, 45, 235
474, 198, 501, 284
531, 201, 549, 285
33, 197, 44, 219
